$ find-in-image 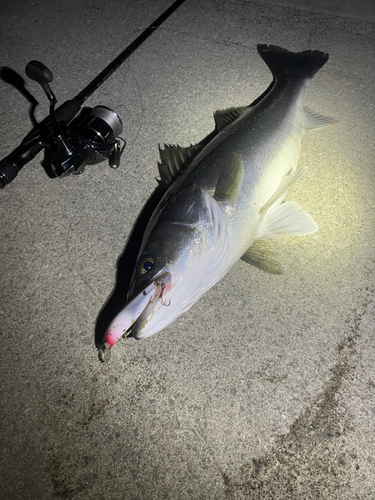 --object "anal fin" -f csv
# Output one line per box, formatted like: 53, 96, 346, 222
304, 106, 337, 131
